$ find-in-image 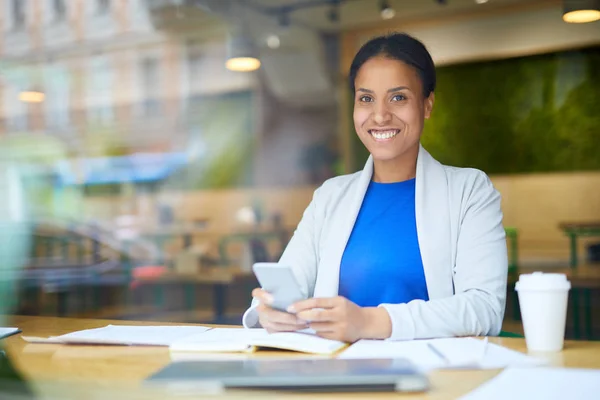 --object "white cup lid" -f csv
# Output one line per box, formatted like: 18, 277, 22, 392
515, 272, 571, 291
